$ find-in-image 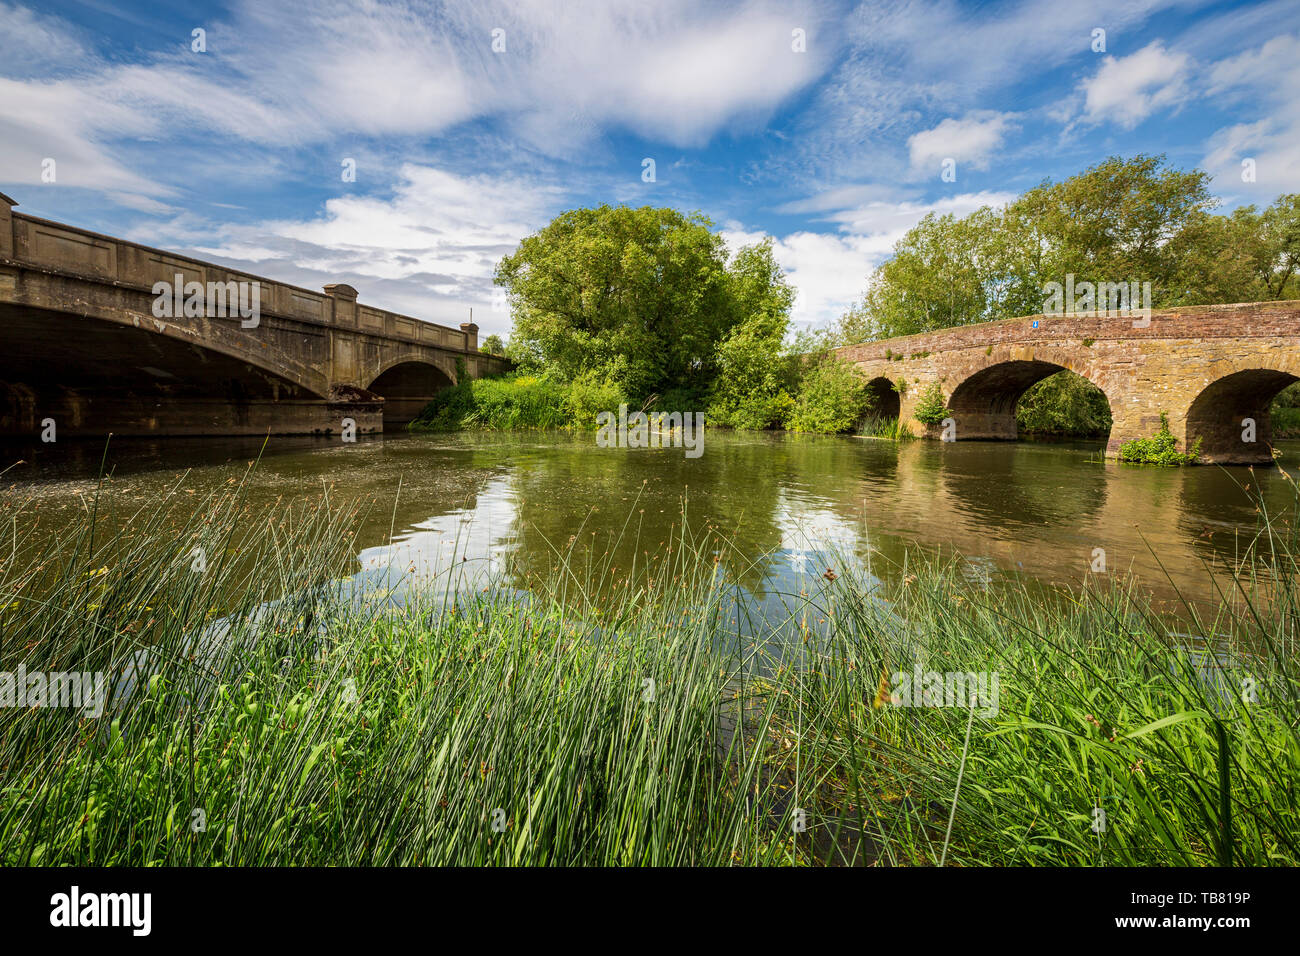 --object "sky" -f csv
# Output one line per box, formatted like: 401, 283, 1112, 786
1, 0, 1297, 339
